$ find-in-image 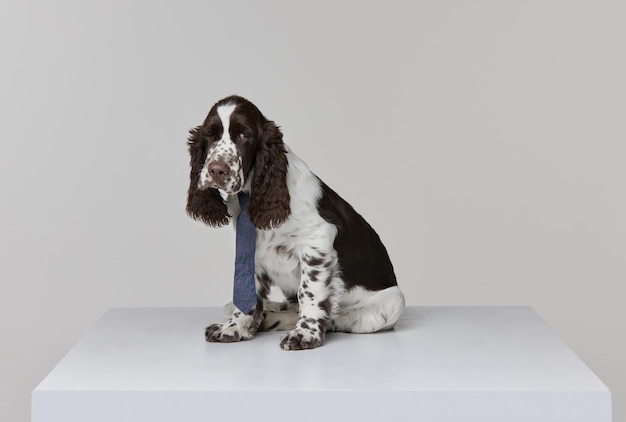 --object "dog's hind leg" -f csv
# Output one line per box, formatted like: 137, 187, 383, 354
261, 300, 299, 331
332, 286, 405, 333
